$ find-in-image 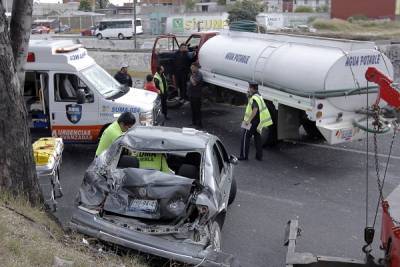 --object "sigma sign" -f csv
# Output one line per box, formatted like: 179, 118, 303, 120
168, 13, 229, 34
